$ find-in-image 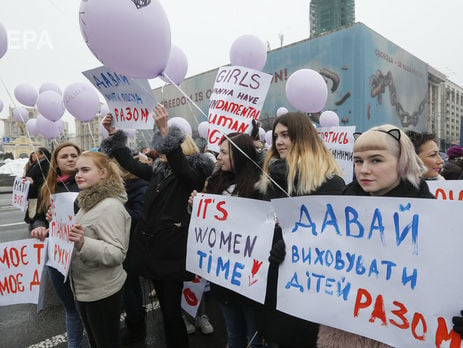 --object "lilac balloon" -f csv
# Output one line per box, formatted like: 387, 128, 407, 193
36, 90, 65, 121
0, 22, 7, 59
197, 121, 209, 139
264, 130, 273, 145
14, 83, 38, 107
0, 99, 3, 113
319, 111, 340, 127
13, 106, 29, 123
39, 82, 62, 95
276, 107, 288, 117
79, 0, 171, 78
168, 117, 192, 137
63, 82, 100, 123
258, 127, 266, 142
26, 119, 38, 135
160, 45, 188, 85
285, 69, 328, 113
36, 115, 60, 139
229, 35, 267, 71
55, 119, 64, 132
